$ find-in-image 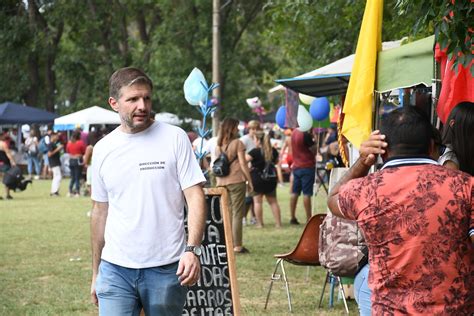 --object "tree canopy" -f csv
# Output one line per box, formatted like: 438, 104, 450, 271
0, 0, 468, 120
